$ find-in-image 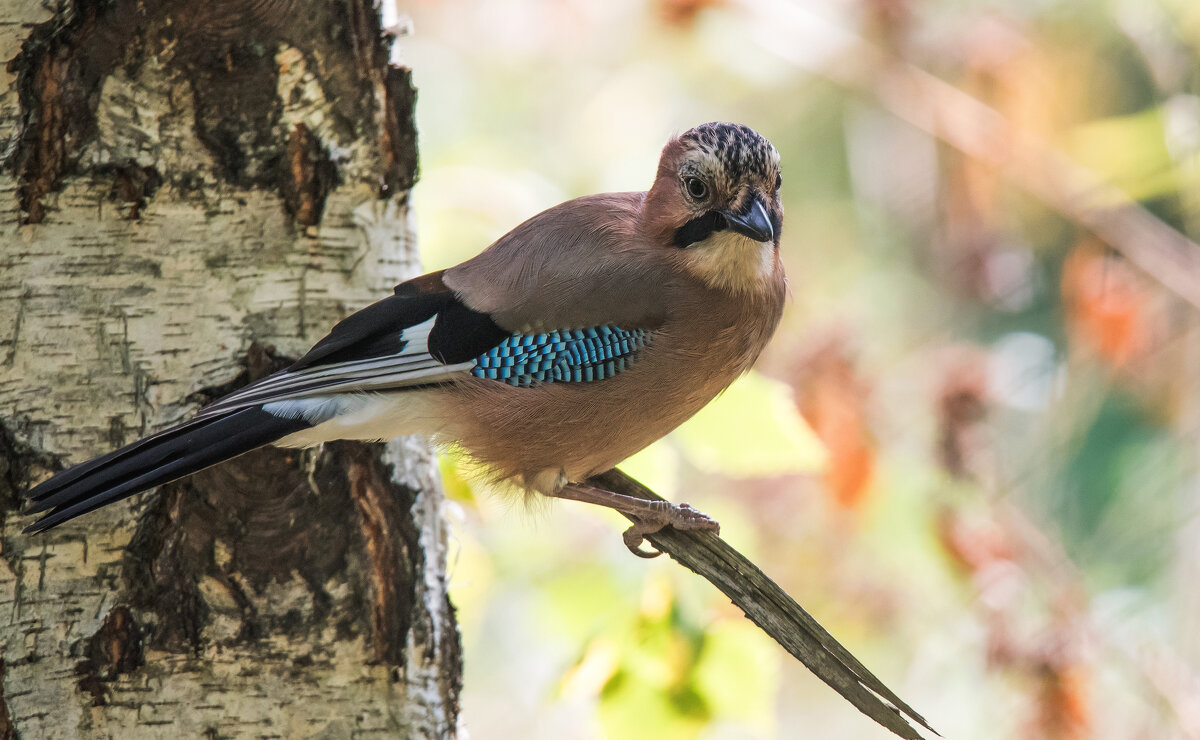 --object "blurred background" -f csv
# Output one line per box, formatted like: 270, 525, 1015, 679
391, 0, 1200, 737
